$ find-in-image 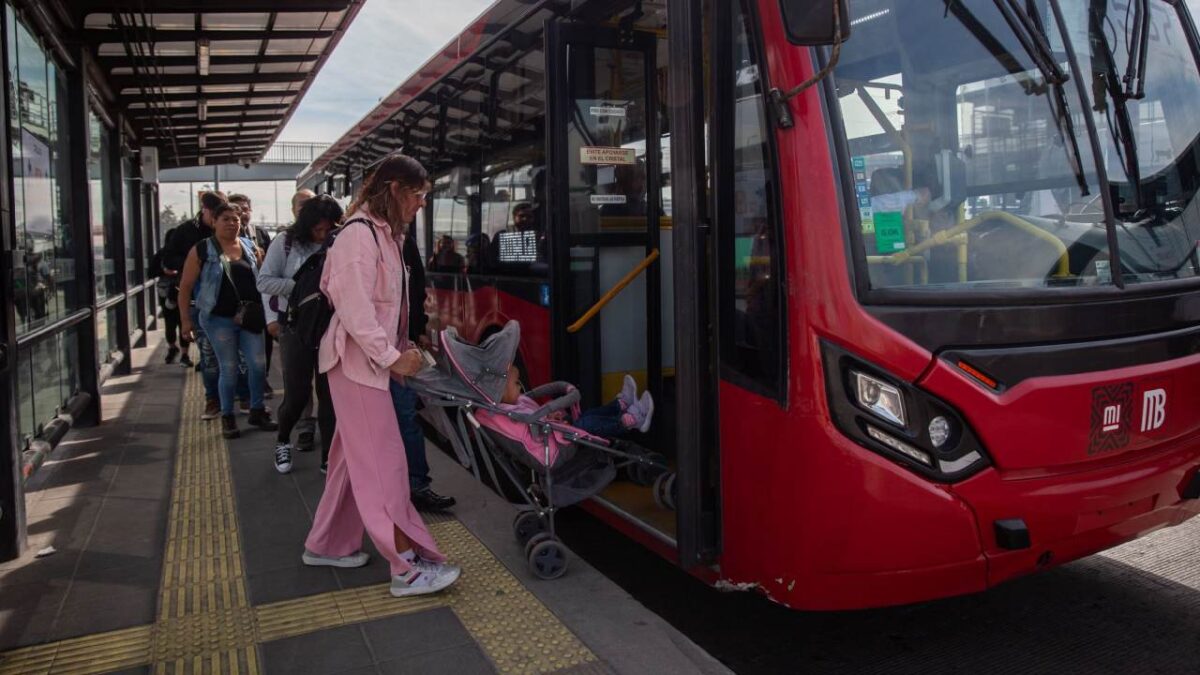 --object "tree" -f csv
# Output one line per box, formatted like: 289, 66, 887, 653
160, 205, 179, 231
